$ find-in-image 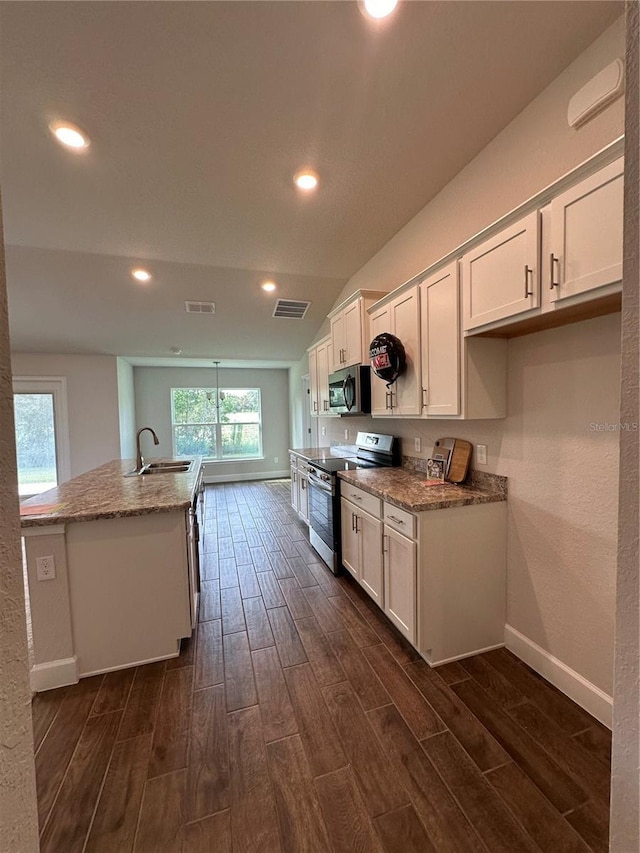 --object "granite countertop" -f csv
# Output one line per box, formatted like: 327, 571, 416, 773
337, 467, 507, 513
20, 457, 203, 528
